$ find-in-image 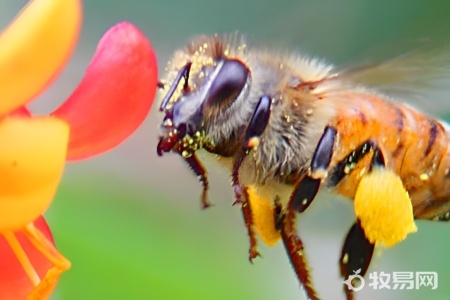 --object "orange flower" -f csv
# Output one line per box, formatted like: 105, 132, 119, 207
0, 217, 56, 299
0, 0, 158, 298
